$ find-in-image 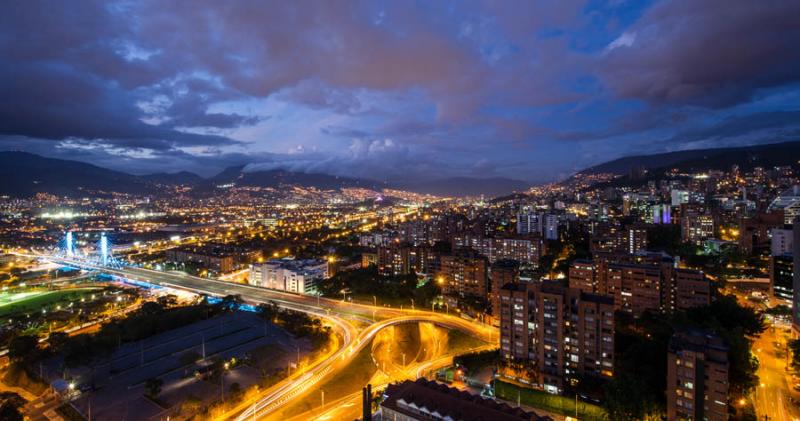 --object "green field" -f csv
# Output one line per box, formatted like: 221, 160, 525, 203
0, 288, 100, 317
494, 380, 607, 421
